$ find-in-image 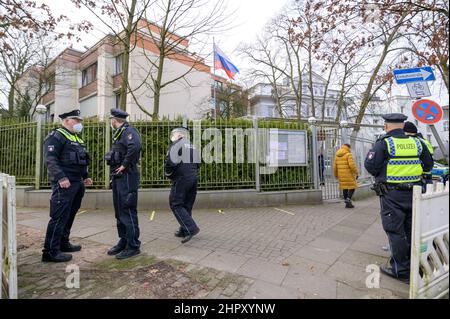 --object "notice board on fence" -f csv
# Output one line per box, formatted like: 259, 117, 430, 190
267, 129, 308, 167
